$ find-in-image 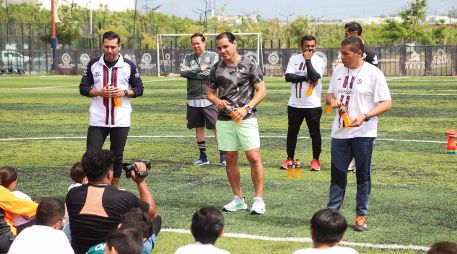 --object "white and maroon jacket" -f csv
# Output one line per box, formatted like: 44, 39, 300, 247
79, 55, 143, 127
